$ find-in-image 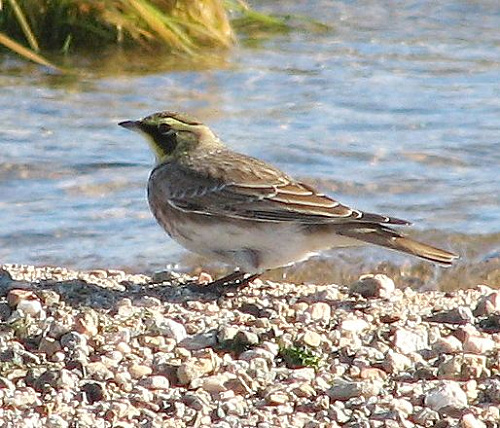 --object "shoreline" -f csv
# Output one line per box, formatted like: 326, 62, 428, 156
1, 264, 499, 426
